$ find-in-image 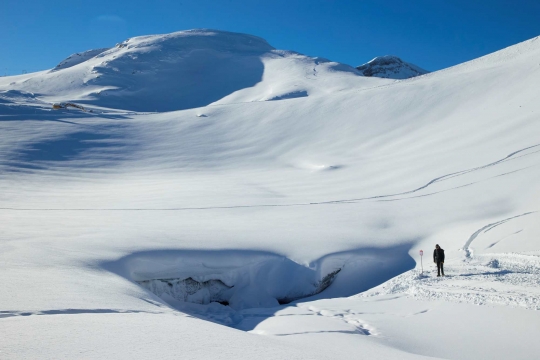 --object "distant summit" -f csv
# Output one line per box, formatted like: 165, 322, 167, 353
3, 29, 363, 112
356, 55, 429, 79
